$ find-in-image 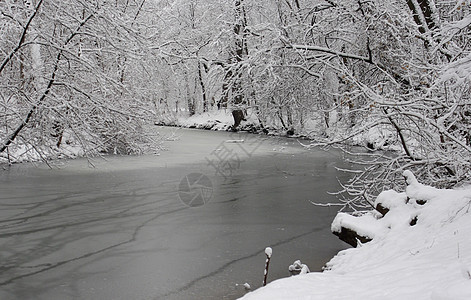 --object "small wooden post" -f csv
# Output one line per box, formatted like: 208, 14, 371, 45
263, 247, 272, 286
